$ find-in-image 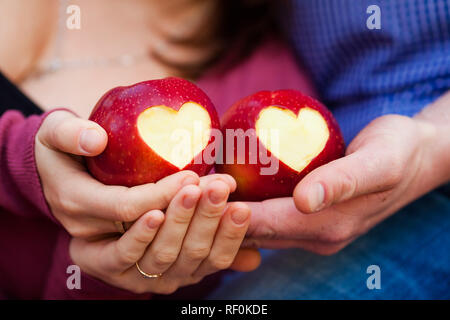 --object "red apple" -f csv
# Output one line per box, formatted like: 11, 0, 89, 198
215, 90, 345, 201
86, 77, 220, 187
